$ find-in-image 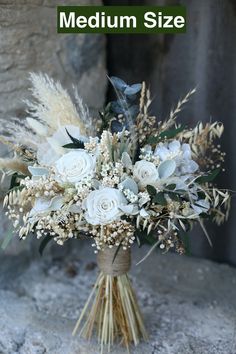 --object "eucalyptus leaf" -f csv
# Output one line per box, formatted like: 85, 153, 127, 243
199, 212, 209, 219
147, 125, 186, 144
147, 185, 157, 196
49, 196, 63, 211
119, 204, 138, 215
125, 105, 139, 118
159, 125, 186, 139
158, 160, 176, 179
110, 76, 127, 91
121, 152, 132, 169
197, 191, 206, 199
10, 173, 19, 190
111, 100, 126, 114
140, 208, 149, 218
28, 166, 49, 176
39, 234, 53, 256
166, 184, 176, 190
65, 128, 85, 148
124, 84, 142, 96
63, 142, 84, 149
168, 192, 180, 202
91, 179, 101, 189
9, 173, 25, 190
68, 204, 81, 213
110, 120, 123, 133
135, 229, 157, 246
153, 192, 167, 206
120, 177, 138, 194
196, 168, 220, 184
176, 189, 187, 194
